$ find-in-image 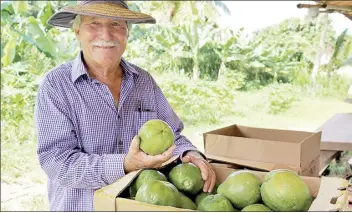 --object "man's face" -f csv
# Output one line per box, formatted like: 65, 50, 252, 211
74, 15, 128, 67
